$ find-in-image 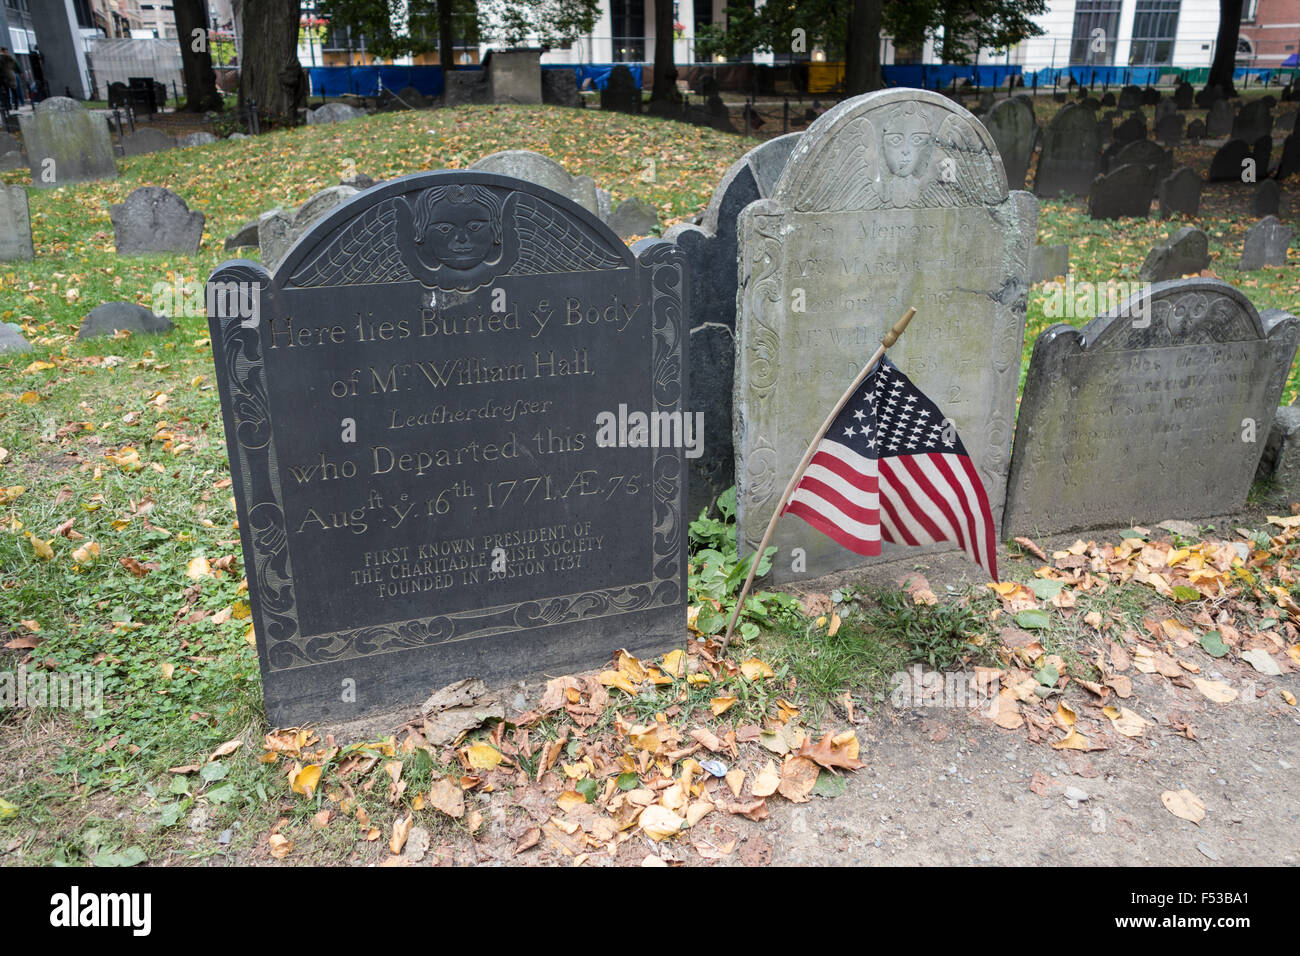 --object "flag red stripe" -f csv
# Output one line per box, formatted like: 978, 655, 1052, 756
809, 447, 879, 493
879, 458, 948, 544
896, 454, 970, 557
790, 474, 878, 525
952, 453, 999, 580
785, 499, 883, 557
925, 452, 984, 572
